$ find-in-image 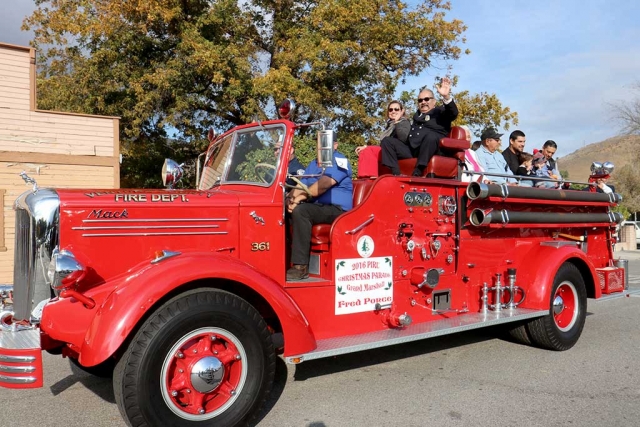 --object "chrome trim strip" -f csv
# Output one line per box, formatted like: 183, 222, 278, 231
82, 231, 229, 237
0, 374, 36, 384
73, 225, 220, 230
0, 354, 36, 363
0, 364, 36, 373
82, 218, 229, 223
540, 241, 581, 248
286, 309, 548, 363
